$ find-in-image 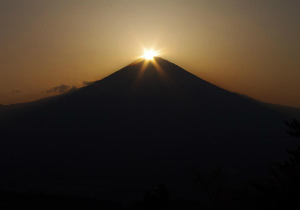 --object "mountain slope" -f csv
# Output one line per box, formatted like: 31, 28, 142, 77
0, 57, 298, 202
